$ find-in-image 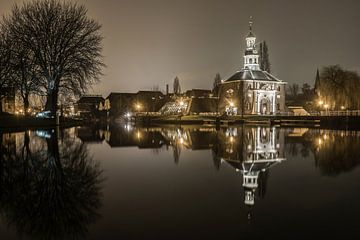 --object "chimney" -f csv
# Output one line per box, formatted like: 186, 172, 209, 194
166, 84, 169, 95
